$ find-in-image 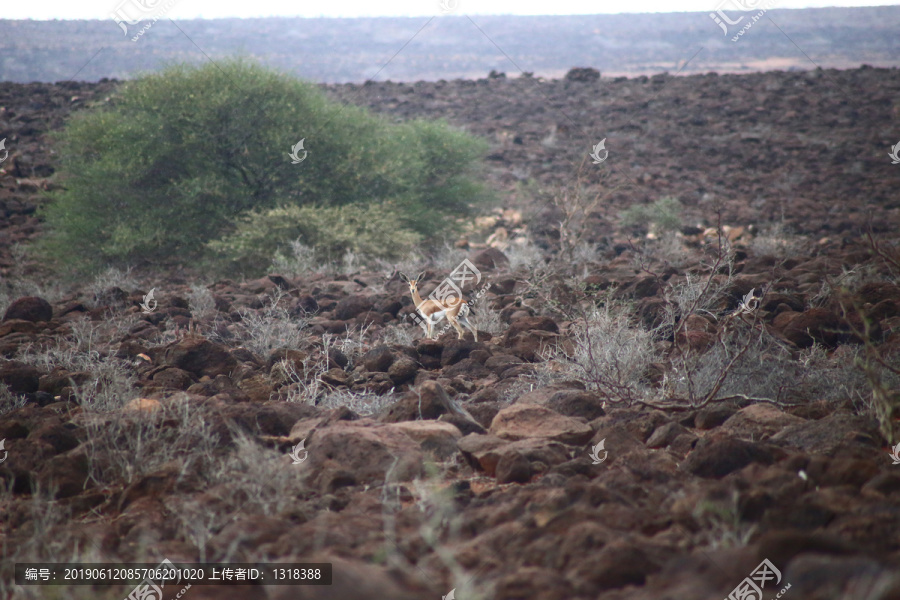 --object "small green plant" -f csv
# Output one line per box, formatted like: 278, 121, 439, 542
620, 196, 684, 233
208, 202, 424, 274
